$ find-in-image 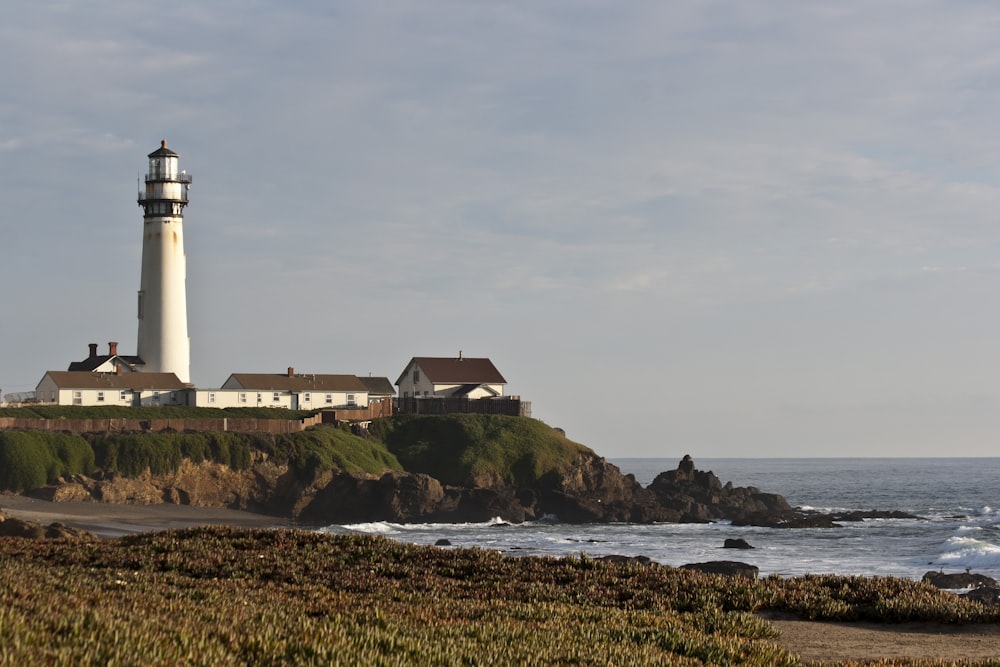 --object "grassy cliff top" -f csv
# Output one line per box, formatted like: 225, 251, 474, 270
370, 414, 592, 487
0, 414, 586, 493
